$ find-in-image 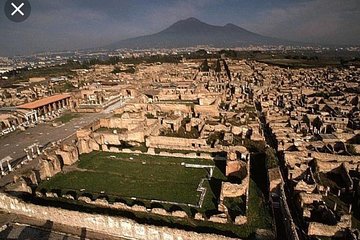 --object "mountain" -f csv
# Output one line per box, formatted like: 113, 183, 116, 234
106, 17, 292, 50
